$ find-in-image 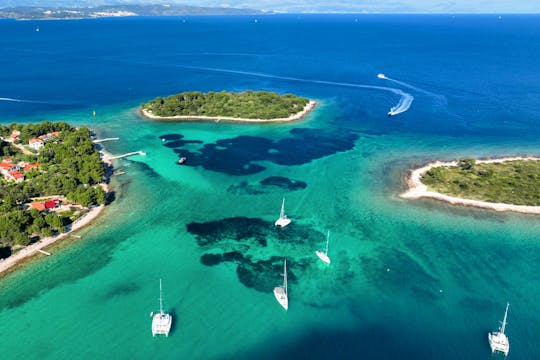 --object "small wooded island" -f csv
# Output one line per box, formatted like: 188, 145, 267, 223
401, 157, 540, 214
0, 122, 108, 263
141, 90, 316, 122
